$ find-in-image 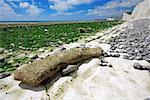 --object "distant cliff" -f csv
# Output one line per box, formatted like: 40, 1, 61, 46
122, 0, 150, 20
